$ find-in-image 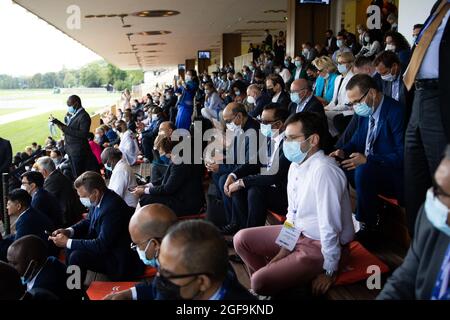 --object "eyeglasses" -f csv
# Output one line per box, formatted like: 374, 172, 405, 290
283, 134, 306, 142
347, 90, 369, 107
260, 119, 280, 125
432, 180, 450, 199
130, 238, 161, 251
